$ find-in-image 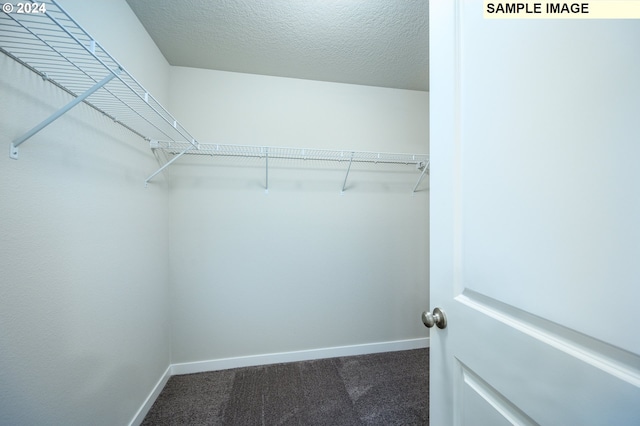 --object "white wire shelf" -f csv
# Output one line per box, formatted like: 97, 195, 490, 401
150, 141, 430, 193
1, 1, 429, 192
0, 0, 198, 159
151, 141, 428, 164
